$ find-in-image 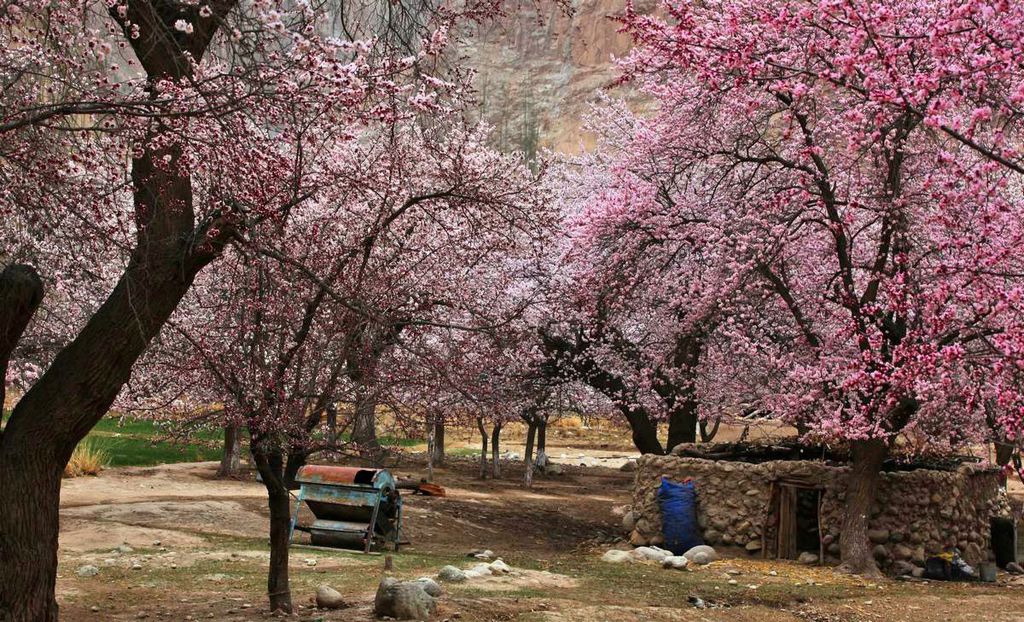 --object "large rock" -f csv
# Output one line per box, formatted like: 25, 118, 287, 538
683, 545, 718, 565
797, 551, 819, 565
488, 559, 512, 574
373, 578, 437, 621
437, 566, 468, 583
315, 585, 346, 610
